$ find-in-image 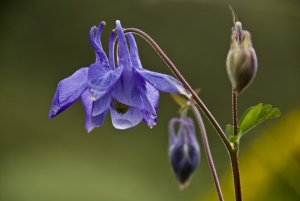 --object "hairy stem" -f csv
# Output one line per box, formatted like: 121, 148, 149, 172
232, 88, 238, 135
231, 88, 242, 200
189, 103, 224, 201
122, 28, 232, 150
230, 145, 242, 201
